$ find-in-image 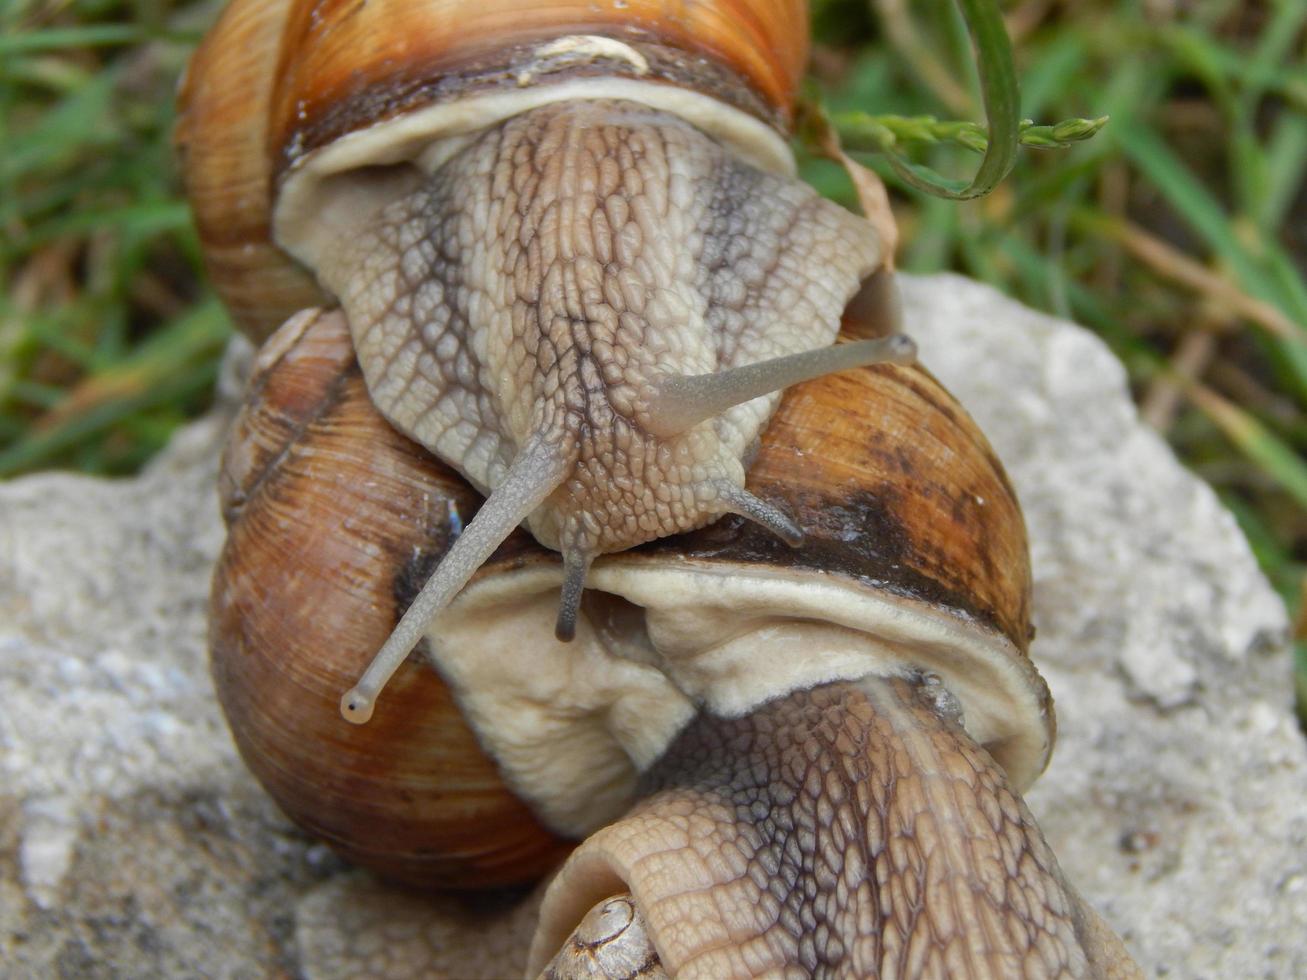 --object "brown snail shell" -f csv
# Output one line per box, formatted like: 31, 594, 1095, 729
176, 0, 811, 341
208, 303, 1050, 889
210, 309, 570, 887
180, 0, 905, 729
